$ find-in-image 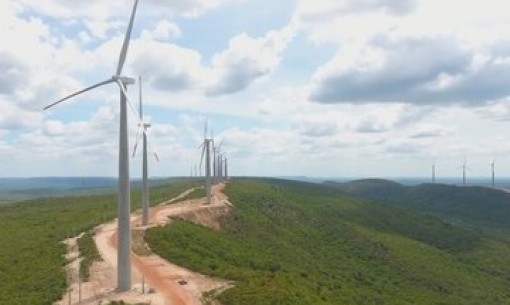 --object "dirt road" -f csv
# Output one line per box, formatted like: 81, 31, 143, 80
56, 183, 232, 305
